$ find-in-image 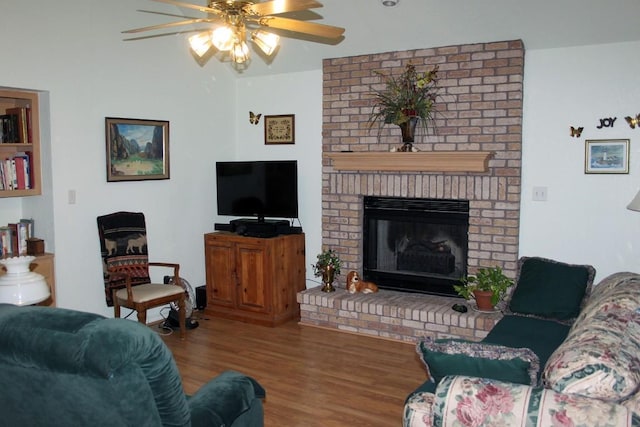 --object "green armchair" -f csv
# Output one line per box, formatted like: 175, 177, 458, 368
0, 304, 264, 426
